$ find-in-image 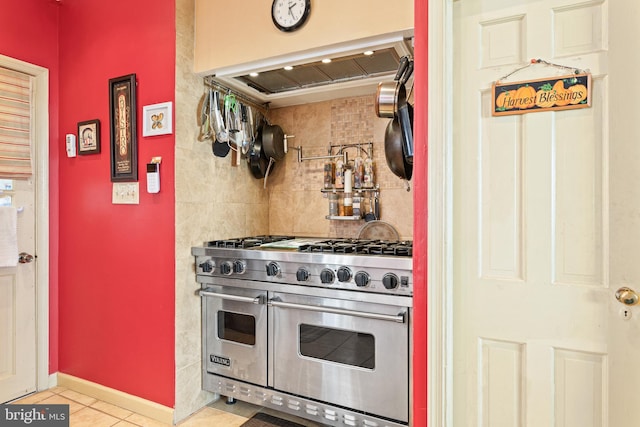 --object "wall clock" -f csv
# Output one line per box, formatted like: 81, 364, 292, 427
271, 0, 311, 32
